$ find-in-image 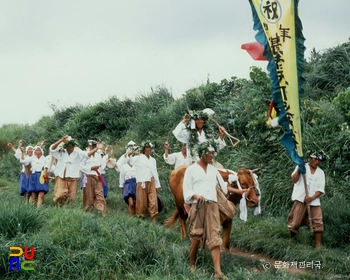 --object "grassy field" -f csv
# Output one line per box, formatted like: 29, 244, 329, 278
1, 175, 349, 280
